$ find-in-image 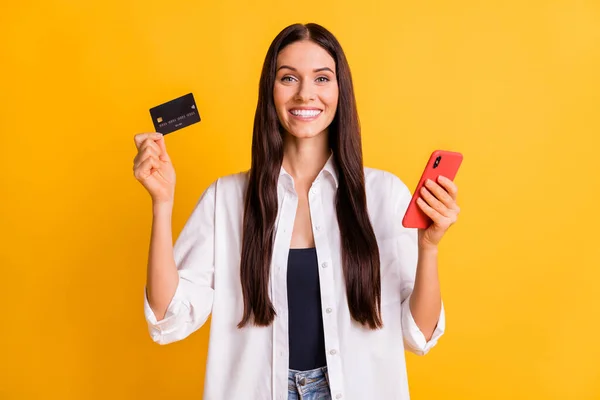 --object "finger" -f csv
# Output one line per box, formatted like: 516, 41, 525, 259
424, 179, 454, 208
134, 132, 162, 150
437, 176, 458, 200
133, 153, 156, 174
420, 186, 449, 217
134, 145, 160, 168
155, 135, 171, 162
417, 197, 453, 227
139, 138, 161, 156
416, 197, 443, 222
134, 132, 163, 150
134, 139, 161, 166
134, 155, 160, 180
